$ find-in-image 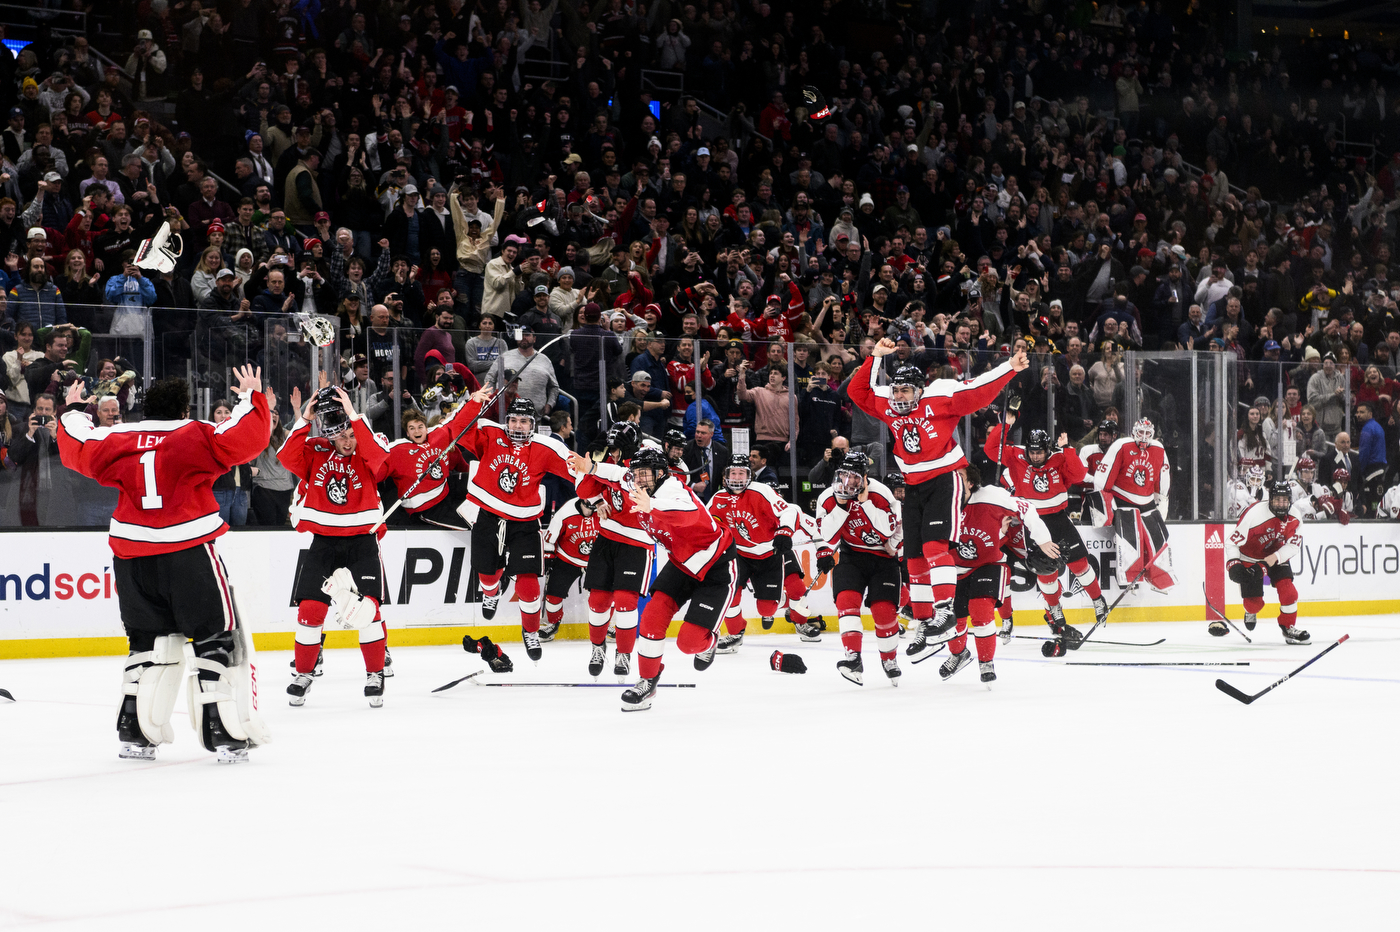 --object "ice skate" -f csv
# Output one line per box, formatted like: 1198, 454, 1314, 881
539, 620, 560, 642
794, 621, 823, 642
837, 650, 864, 686
607, 622, 616, 641
215, 746, 250, 764
383, 648, 394, 677
613, 650, 631, 683
716, 631, 744, 654
480, 593, 501, 620
1243, 612, 1257, 632
897, 604, 915, 637
1047, 602, 1067, 630
1282, 625, 1311, 645
287, 672, 315, 706
365, 671, 385, 708
621, 666, 662, 712
1092, 596, 1109, 626
588, 642, 607, 679
882, 657, 901, 686
760, 615, 774, 630
998, 615, 1014, 644
118, 742, 156, 761
979, 660, 997, 687
523, 629, 542, 663
908, 604, 956, 661
938, 648, 973, 681
693, 633, 719, 671
1048, 613, 1085, 649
